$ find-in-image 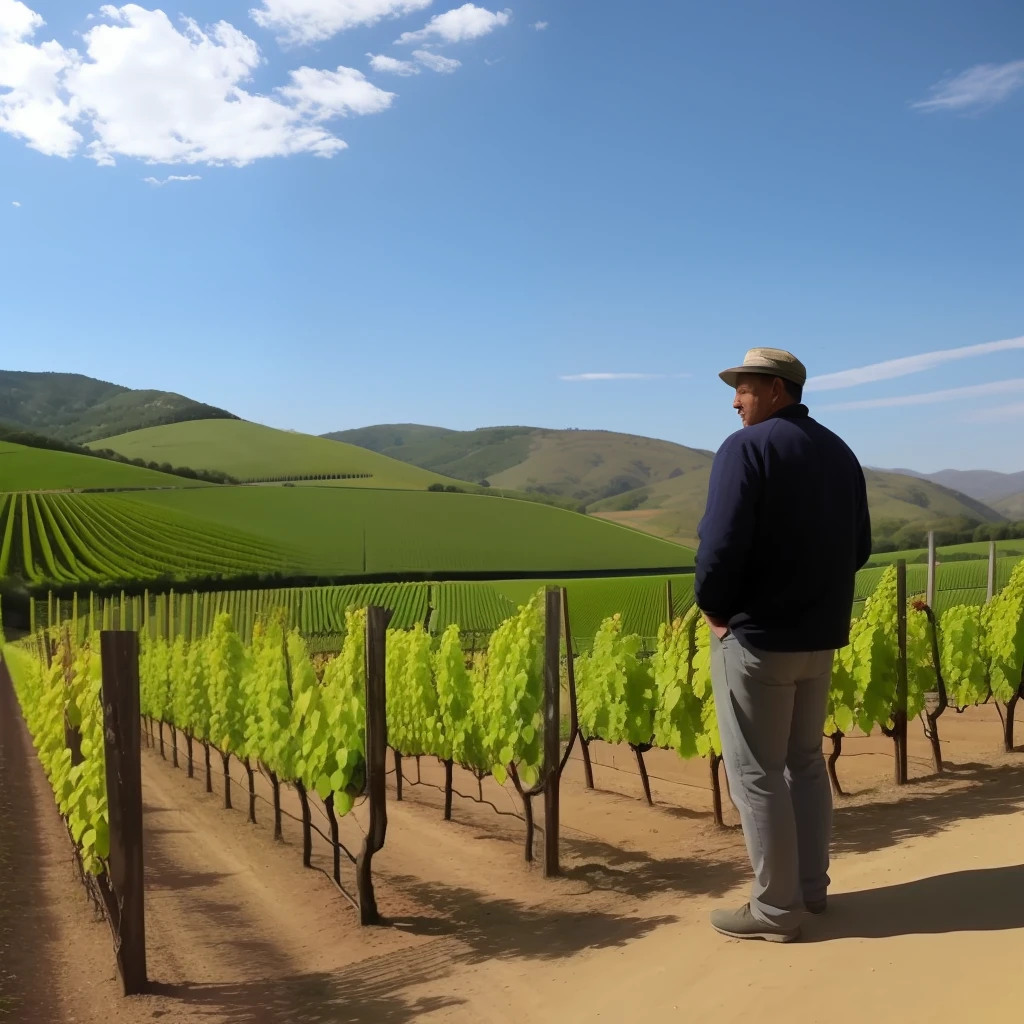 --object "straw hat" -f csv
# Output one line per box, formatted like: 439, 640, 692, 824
719, 347, 807, 388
